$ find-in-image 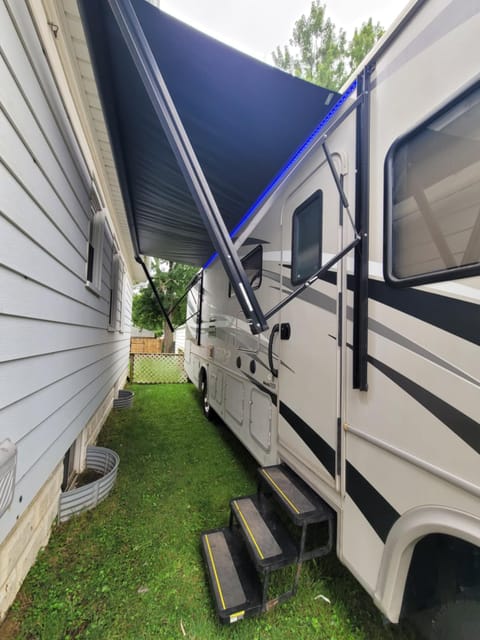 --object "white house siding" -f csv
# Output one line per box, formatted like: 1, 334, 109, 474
0, 0, 133, 618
